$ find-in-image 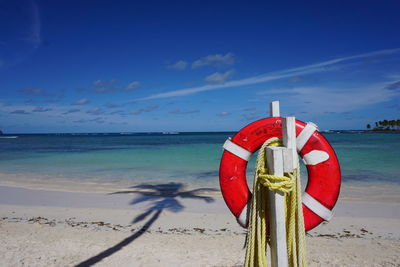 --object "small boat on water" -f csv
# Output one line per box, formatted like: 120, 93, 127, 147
0, 130, 18, 139
0, 136, 18, 139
